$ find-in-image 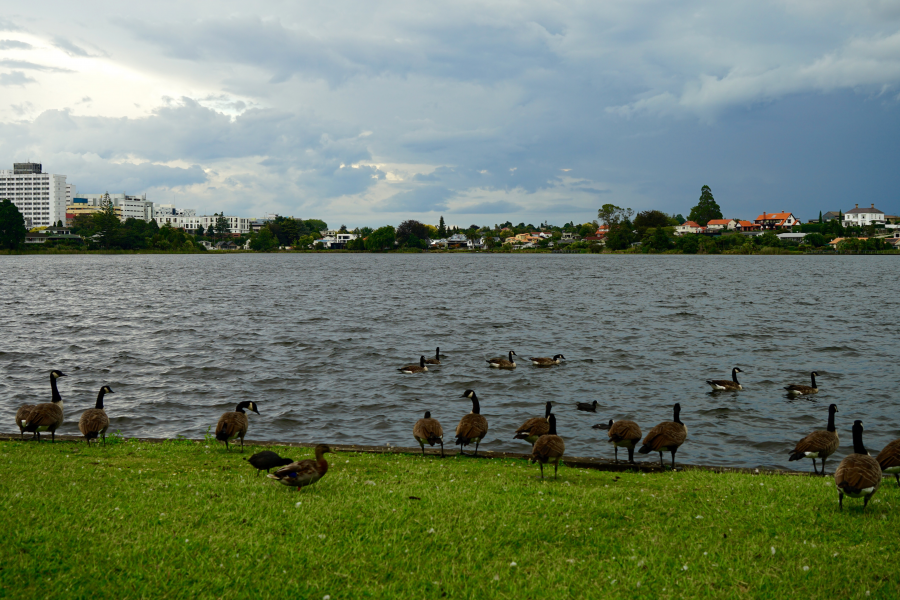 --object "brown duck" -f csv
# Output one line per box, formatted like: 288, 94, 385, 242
413, 410, 444, 457
455, 390, 489, 456
607, 419, 642, 464
268, 444, 333, 491
788, 403, 839, 476
835, 420, 882, 510
513, 401, 552, 444
638, 403, 687, 469
17, 370, 67, 442
531, 414, 565, 478
215, 401, 260, 452
78, 385, 113, 446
